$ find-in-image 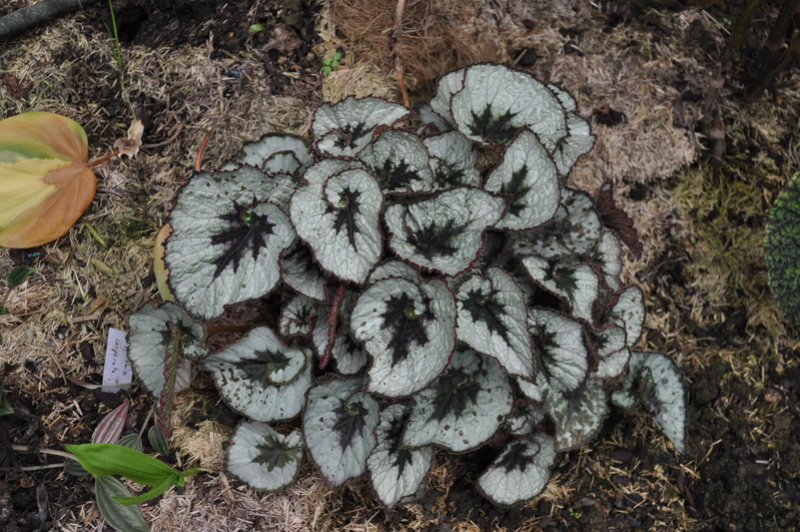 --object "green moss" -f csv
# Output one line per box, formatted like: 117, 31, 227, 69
765, 171, 800, 325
